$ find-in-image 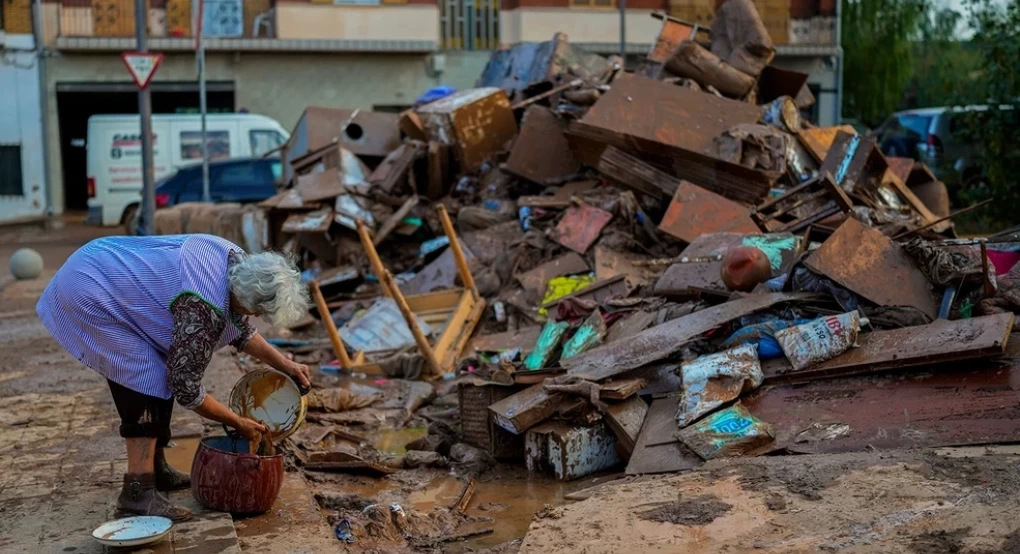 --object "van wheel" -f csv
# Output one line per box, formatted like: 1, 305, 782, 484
122, 204, 140, 236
